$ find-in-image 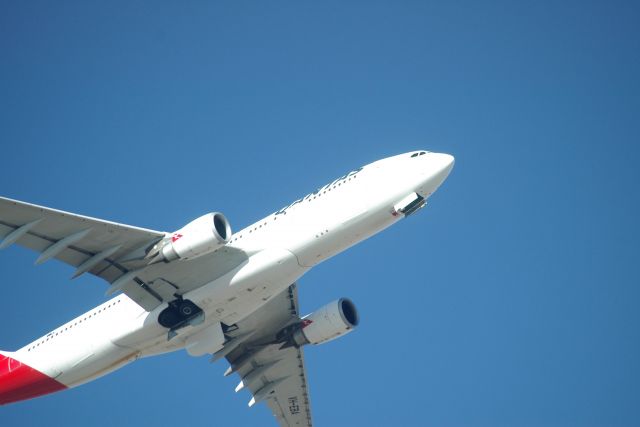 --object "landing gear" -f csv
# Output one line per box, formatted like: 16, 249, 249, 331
158, 307, 181, 328
178, 300, 197, 317
158, 298, 203, 330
